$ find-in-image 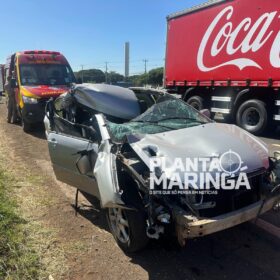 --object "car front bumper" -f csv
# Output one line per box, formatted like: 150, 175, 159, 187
174, 195, 280, 246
